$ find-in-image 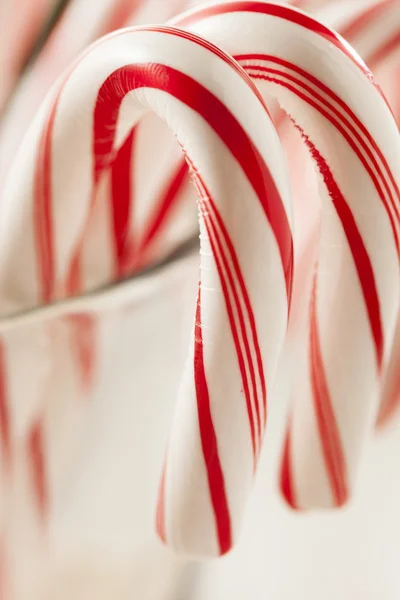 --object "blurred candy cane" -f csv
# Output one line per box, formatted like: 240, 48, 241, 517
0, 0, 188, 191
0, 25, 293, 556
0, 0, 194, 465
0, 0, 60, 115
